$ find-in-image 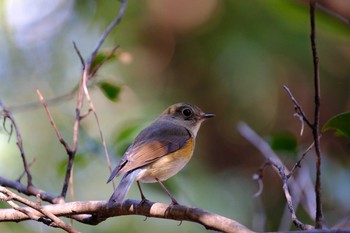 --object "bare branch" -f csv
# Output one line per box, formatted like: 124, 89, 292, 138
287, 141, 315, 178
237, 122, 314, 230
260, 159, 313, 230
309, 1, 324, 228
0, 100, 33, 187
283, 85, 313, 129
17, 158, 36, 182
0, 186, 79, 233
73, 41, 85, 70
7, 89, 76, 114
0, 177, 61, 204
36, 89, 72, 154
87, 0, 127, 66
0, 198, 253, 233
